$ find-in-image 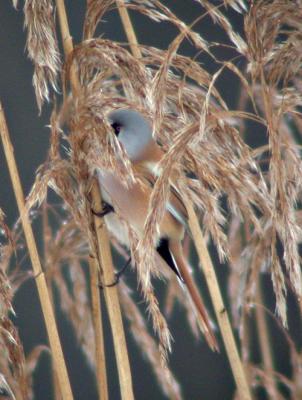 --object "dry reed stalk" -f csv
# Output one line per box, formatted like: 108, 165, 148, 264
55, 2, 134, 397
184, 198, 252, 400
48, 289, 62, 400
55, 0, 78, 93
116, 0, 141, 59
41, 205, 62, 400
89, 255, 108, 400
255, 278, 279, 399
240, 312, 251, 382
0, 102, 73, 400
90, 182, 134, 399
